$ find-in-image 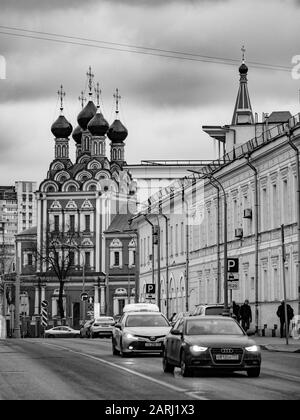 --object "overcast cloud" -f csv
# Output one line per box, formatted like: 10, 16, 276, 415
0, 0, 300, 185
